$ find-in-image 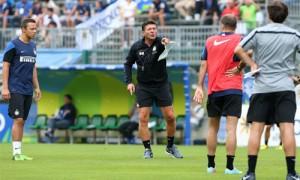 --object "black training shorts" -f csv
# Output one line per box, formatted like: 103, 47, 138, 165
8, 93, 32, 120
136, 83, 172, 107
247, 91, 296, 124
207, 94, 242, 118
